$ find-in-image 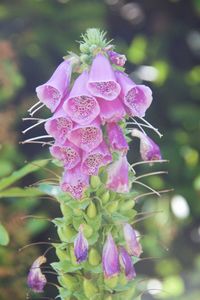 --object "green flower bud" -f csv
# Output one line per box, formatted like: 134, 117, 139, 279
101, 191, 110, 204
55, 247, 67, 261
107, 201, 118, 213
80, 54, 90, 63
90, 44, 97, 52
104, 276, 118, 289
88, 248, 101, 266
105, 297, 112, 300
80, 43, 90, 53
83, 278, 98, 299
90, 175, 101, 189
87, 202, 97, 218
83, 224, 93, 238
57, 225, 76, 242
60, 203, 72, 216
119, 200, 135, 212
58, 274, 78, 291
